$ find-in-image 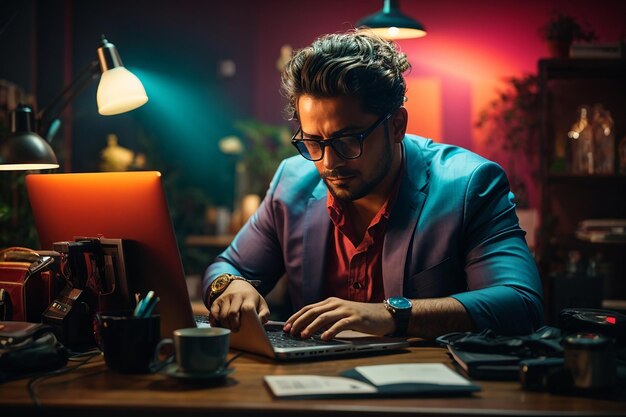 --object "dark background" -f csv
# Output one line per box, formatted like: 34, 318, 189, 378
1, 1, 625, 280
2, 0, 625, 207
